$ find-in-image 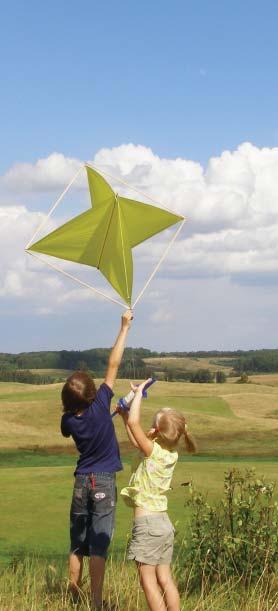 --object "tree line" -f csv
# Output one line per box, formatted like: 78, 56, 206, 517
0, 365, 228, 385
0, 347, 157, 373
1, 347, 278, 374
232, 349, 278, 374
0, 369, 64, 384
1, 347, 278, 385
